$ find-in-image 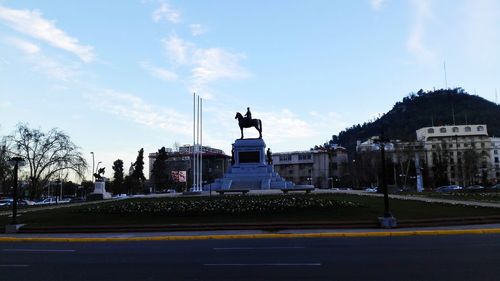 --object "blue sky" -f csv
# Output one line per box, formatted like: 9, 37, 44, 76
1, 0, 499, 180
